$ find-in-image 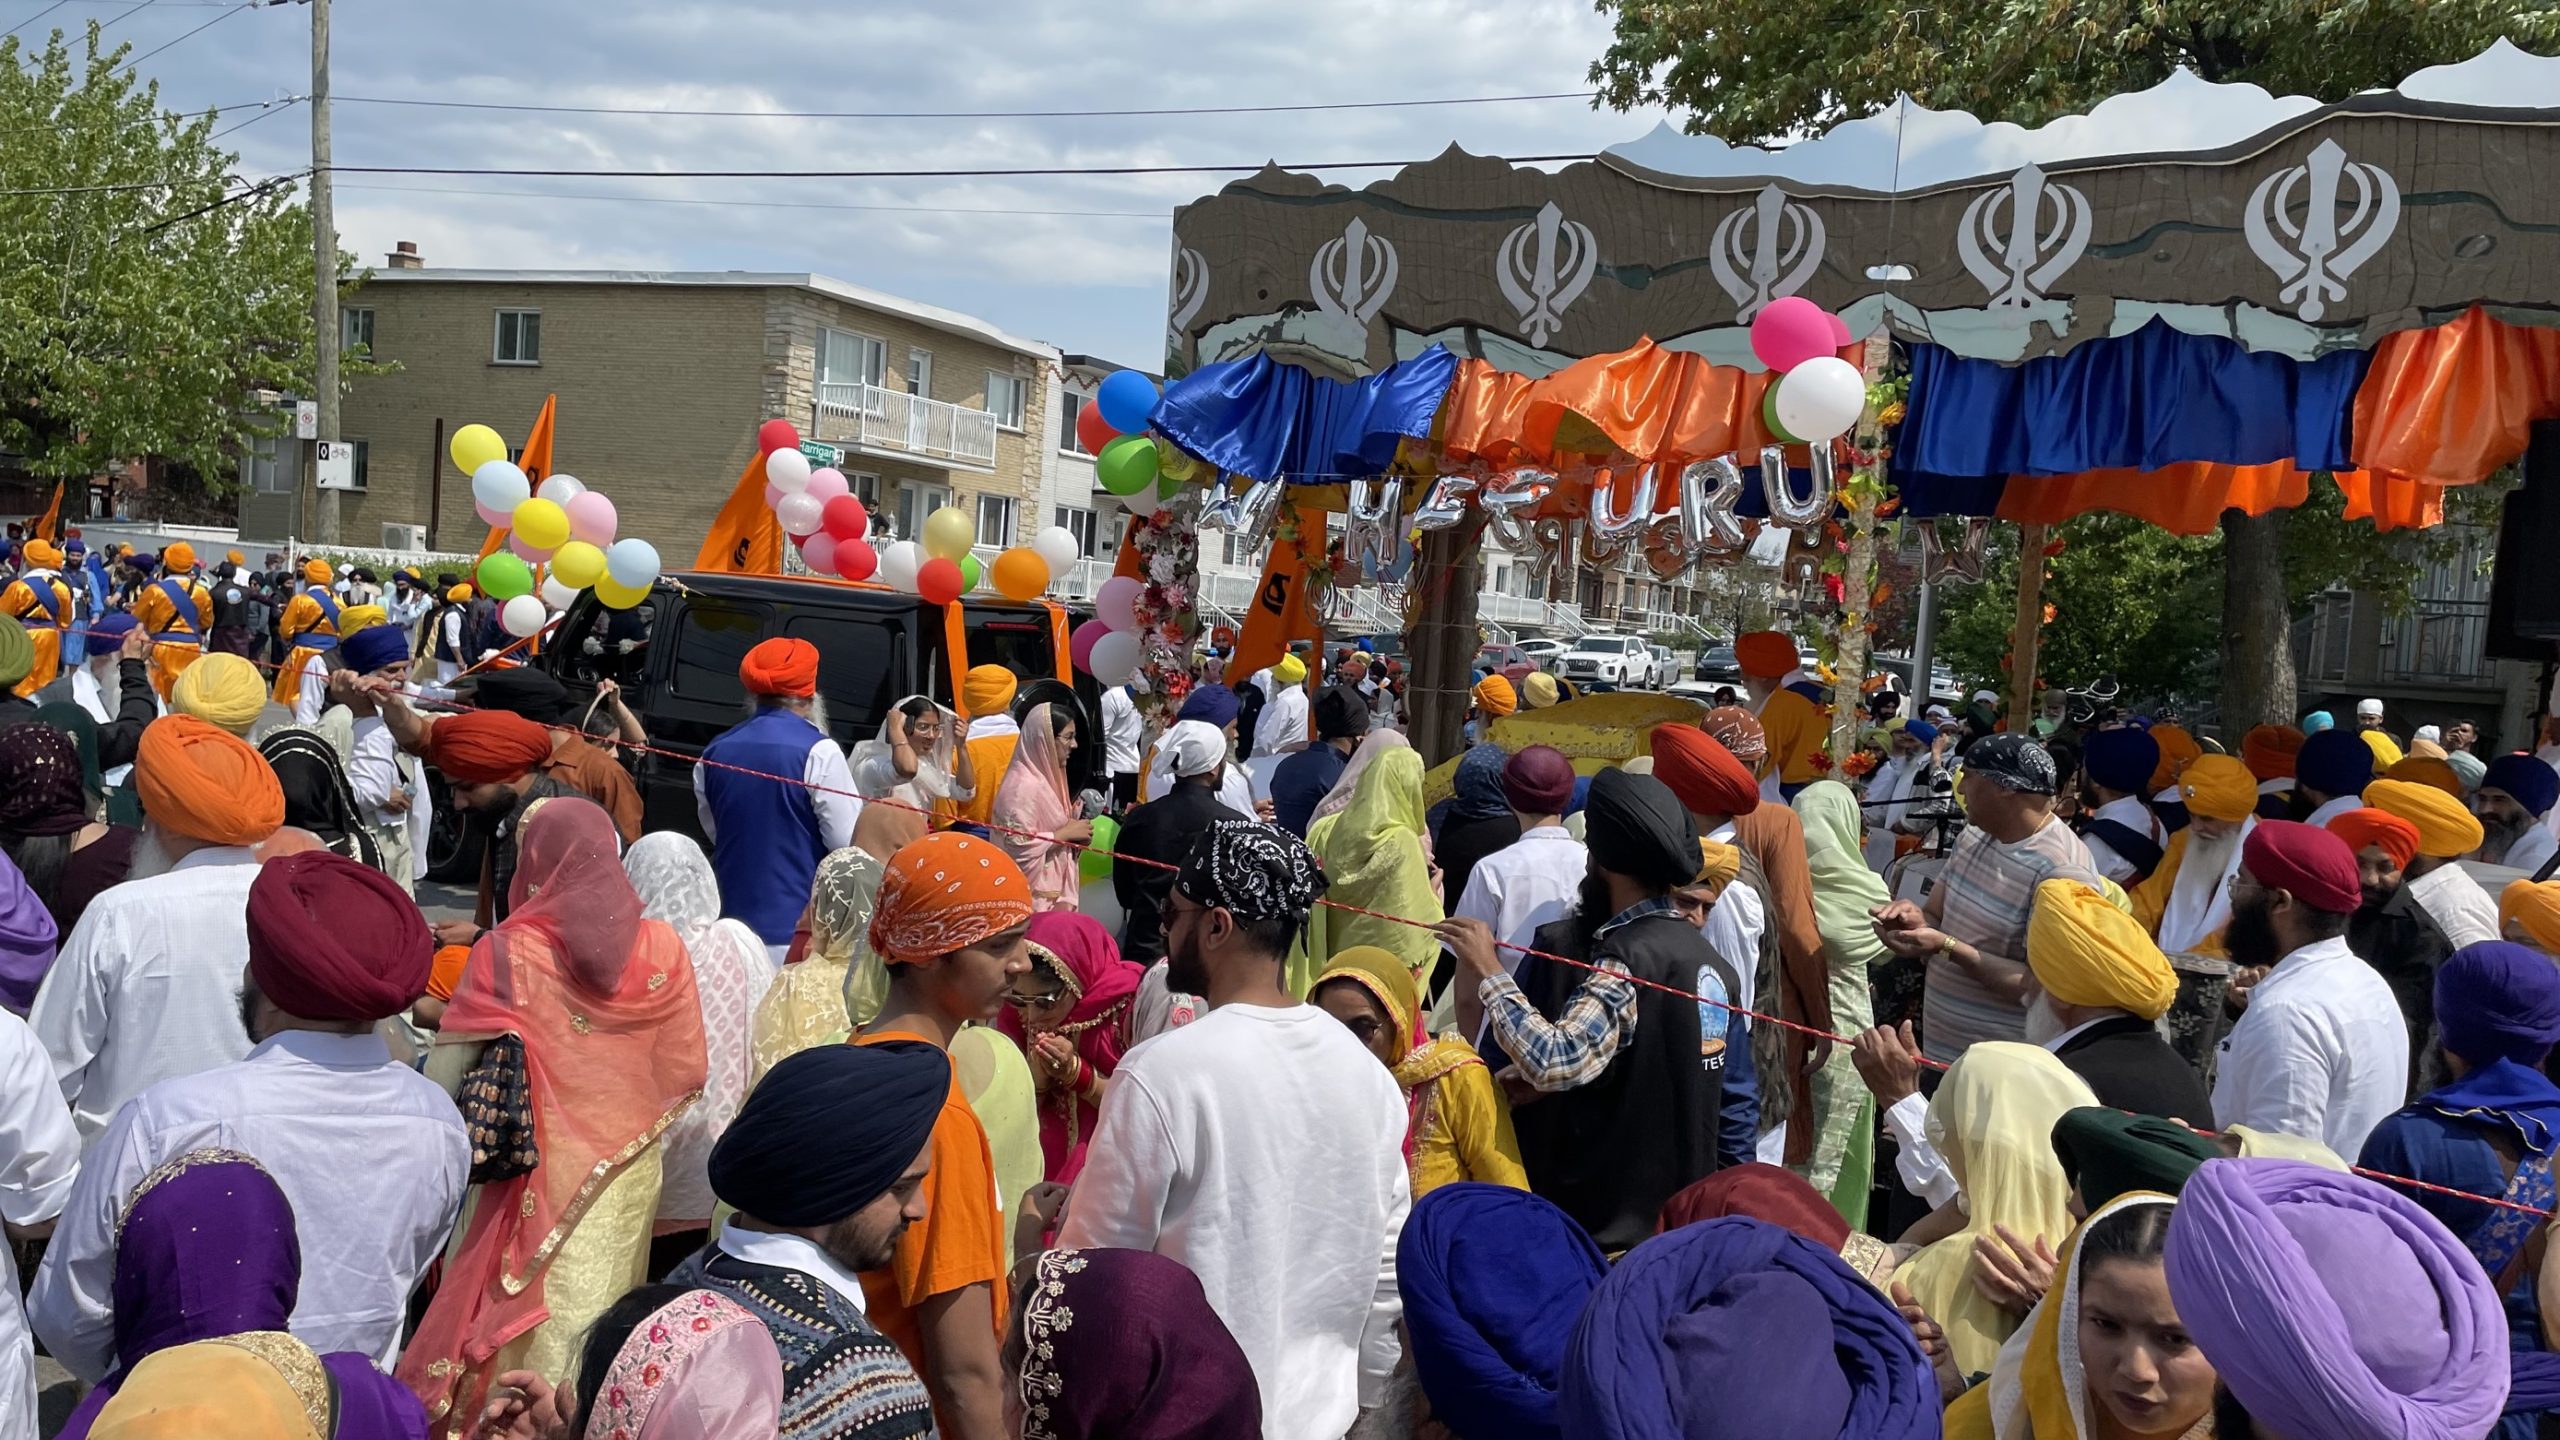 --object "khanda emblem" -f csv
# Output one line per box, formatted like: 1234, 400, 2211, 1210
2245, 138, 2400, 323
1495, 201, 1598, 347
1920, 518, 1993, 586
1166, 244, 1208, 344
1956, 163, 2092, 308
1310, 217, 1398, 325
1709, 183, 1825, 320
